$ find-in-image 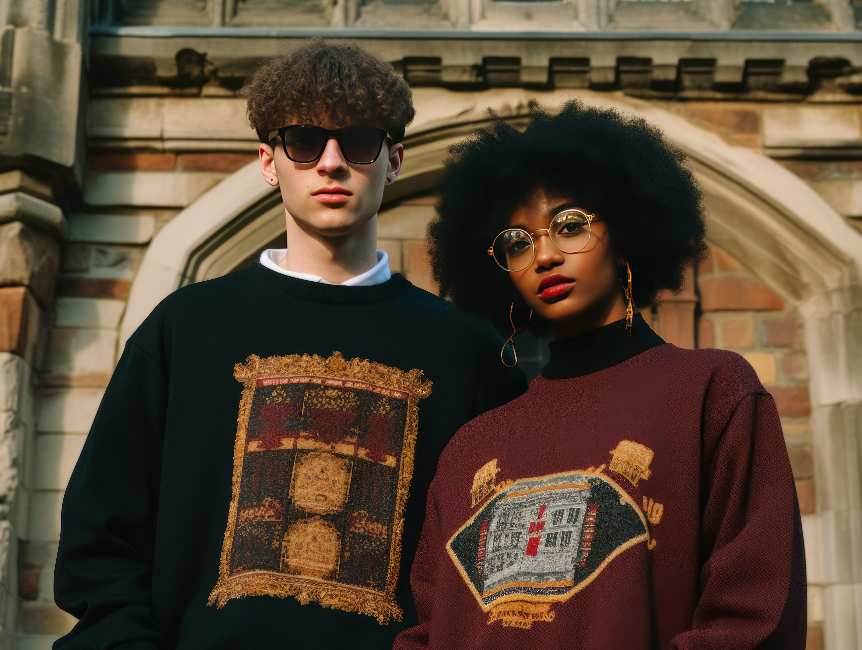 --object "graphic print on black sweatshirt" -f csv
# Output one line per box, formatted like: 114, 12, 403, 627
208, 352, 432, 624
447, 448, 655, 630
